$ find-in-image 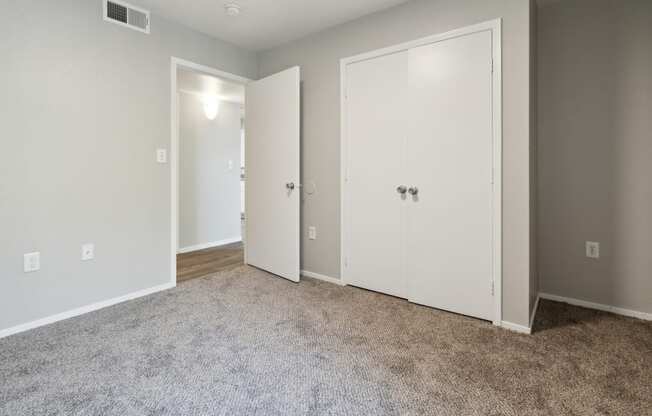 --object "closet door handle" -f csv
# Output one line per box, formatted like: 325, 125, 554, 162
408, 186, 419, 196
396, 185, 407, 194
